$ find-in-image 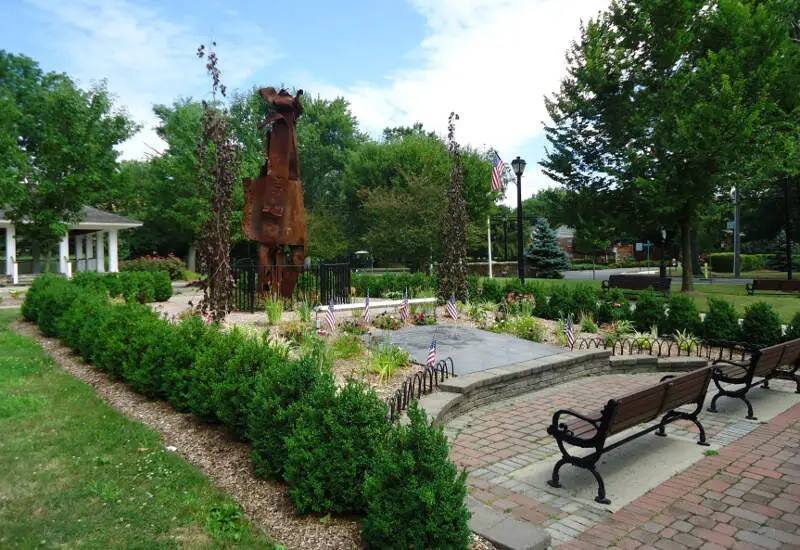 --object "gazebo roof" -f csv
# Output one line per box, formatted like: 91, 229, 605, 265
0, 206, 142, 230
